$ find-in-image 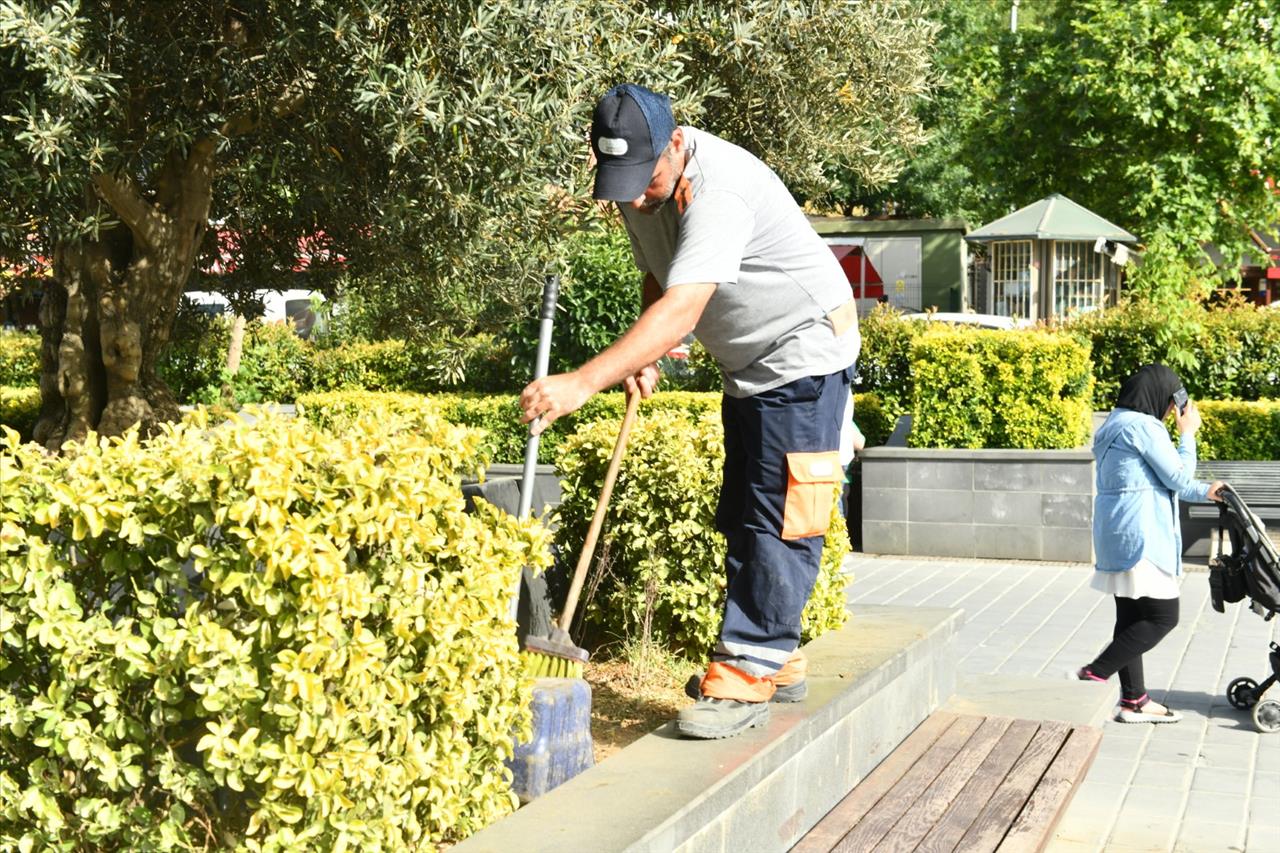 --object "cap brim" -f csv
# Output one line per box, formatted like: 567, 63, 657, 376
593, 159, 657, 201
